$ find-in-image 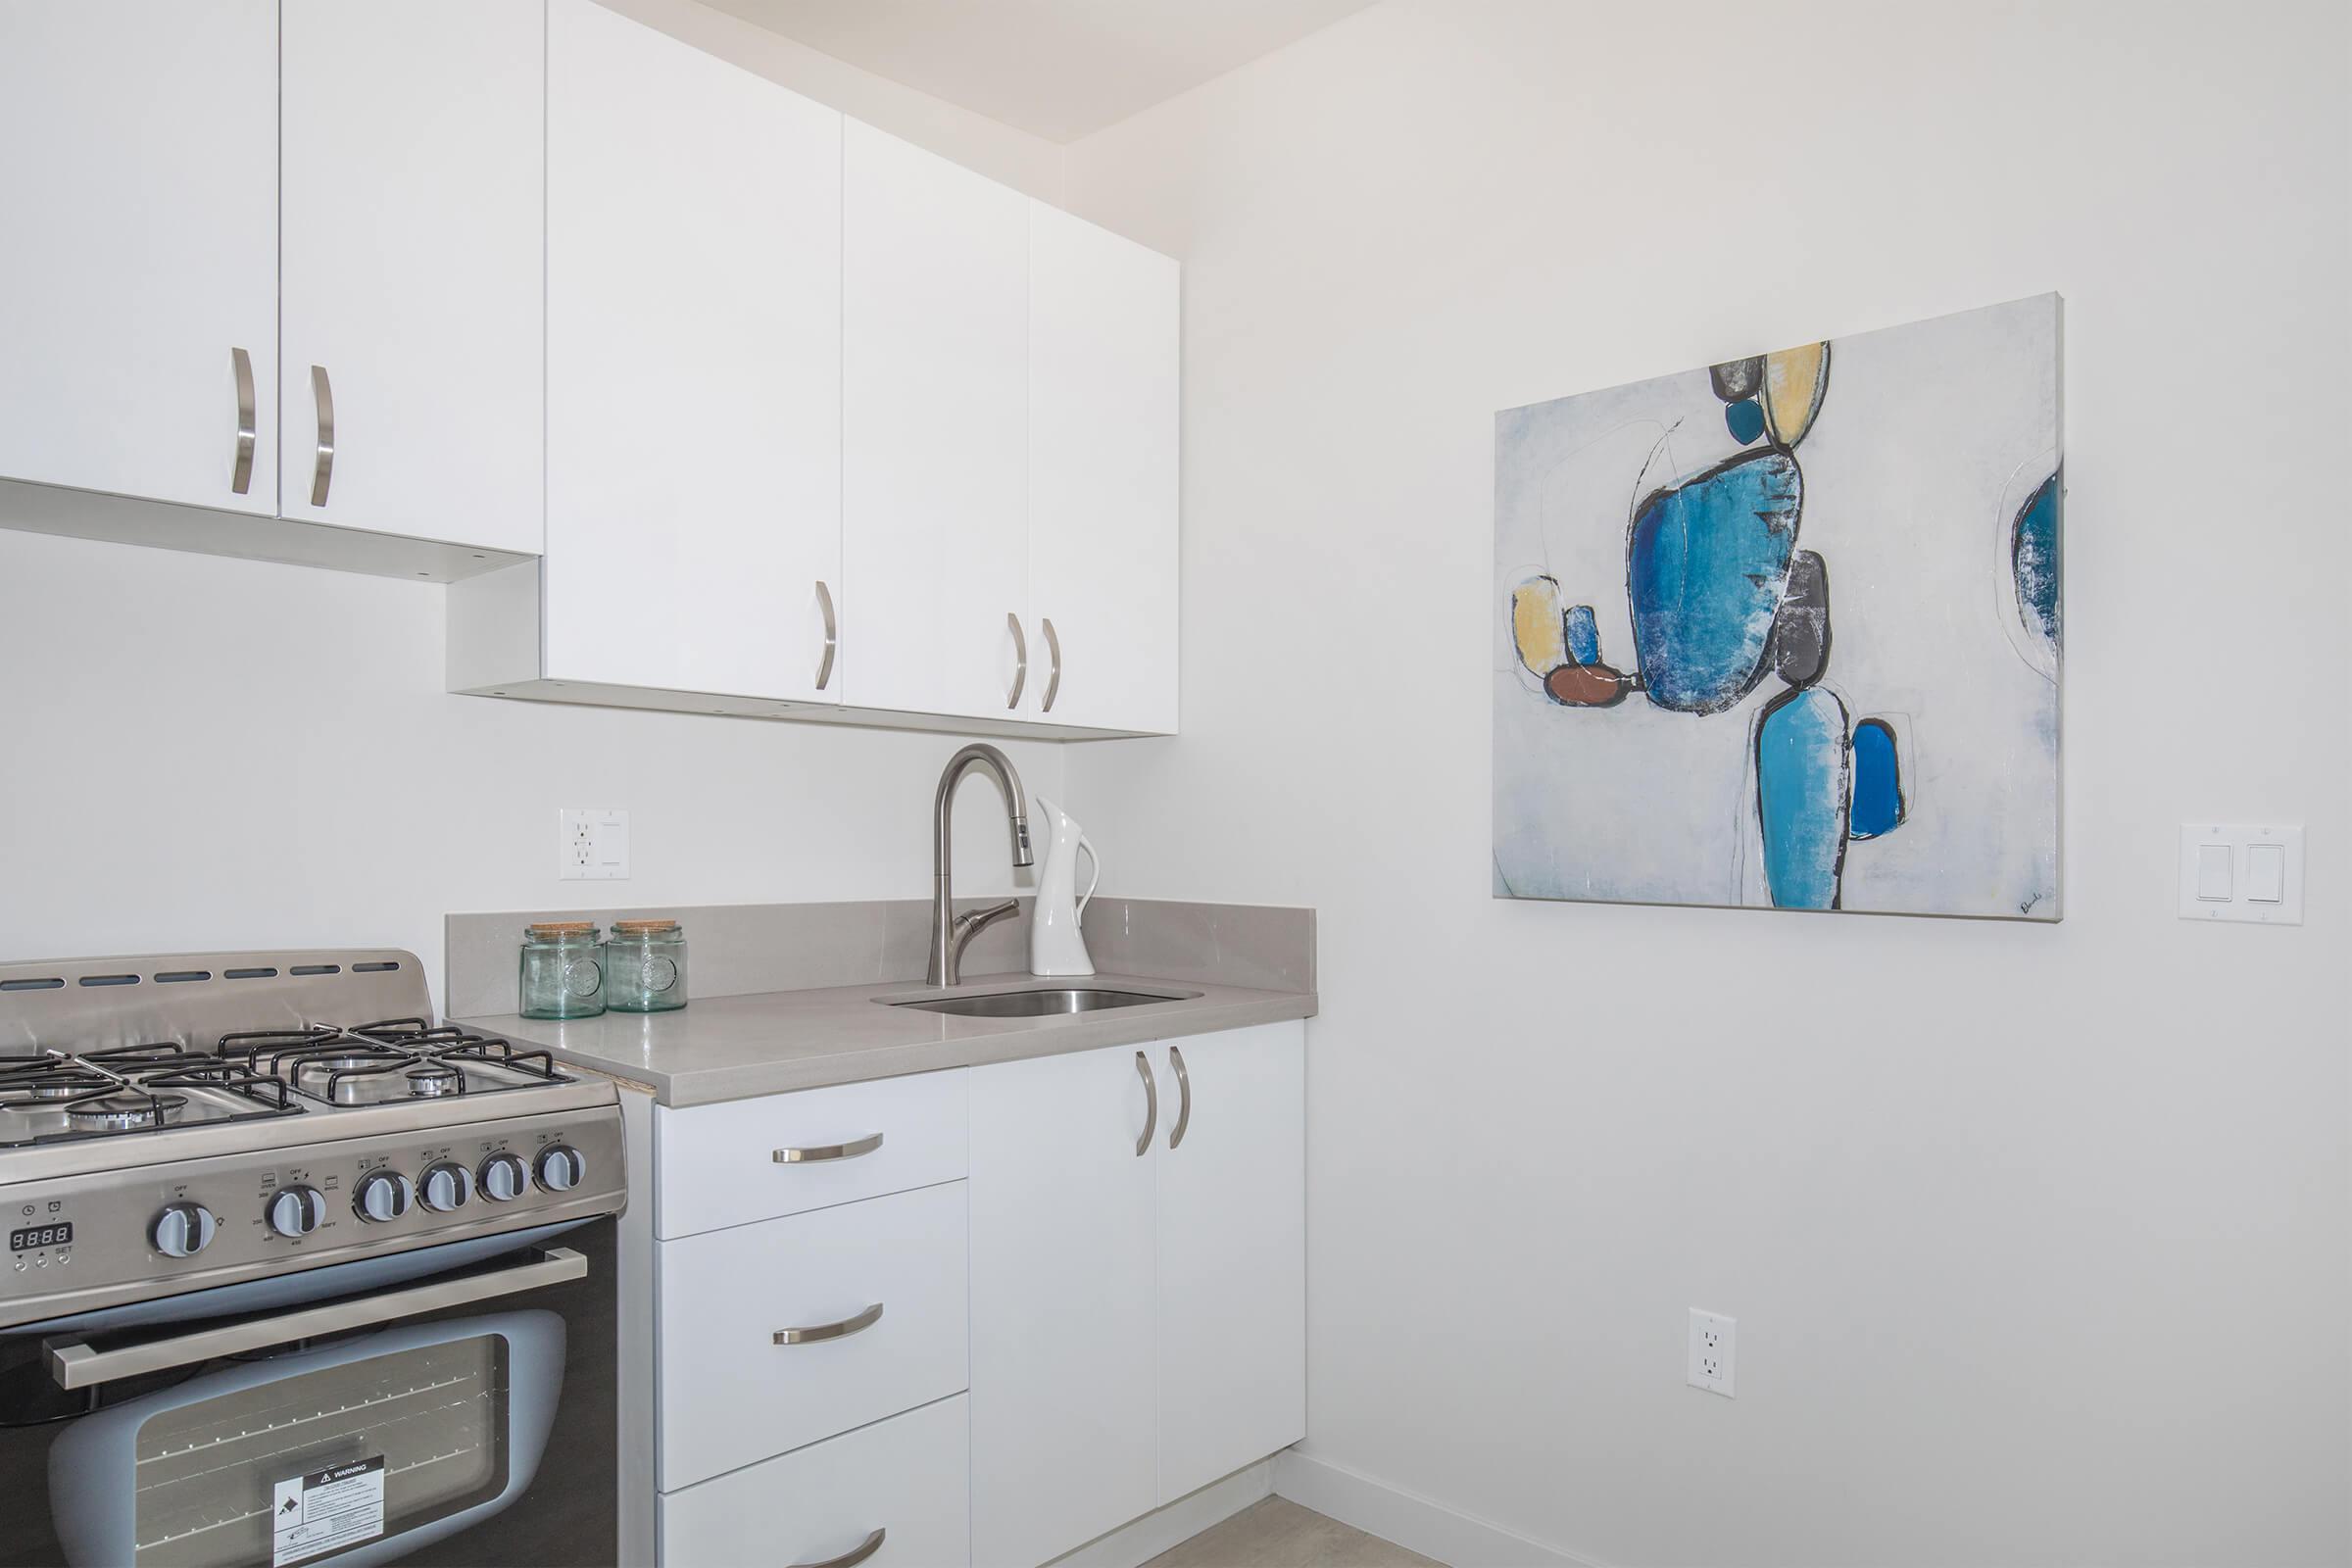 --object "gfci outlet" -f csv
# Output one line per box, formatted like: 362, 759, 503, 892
559, 808, 629, 881
1688, 1308, 1737, 1397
